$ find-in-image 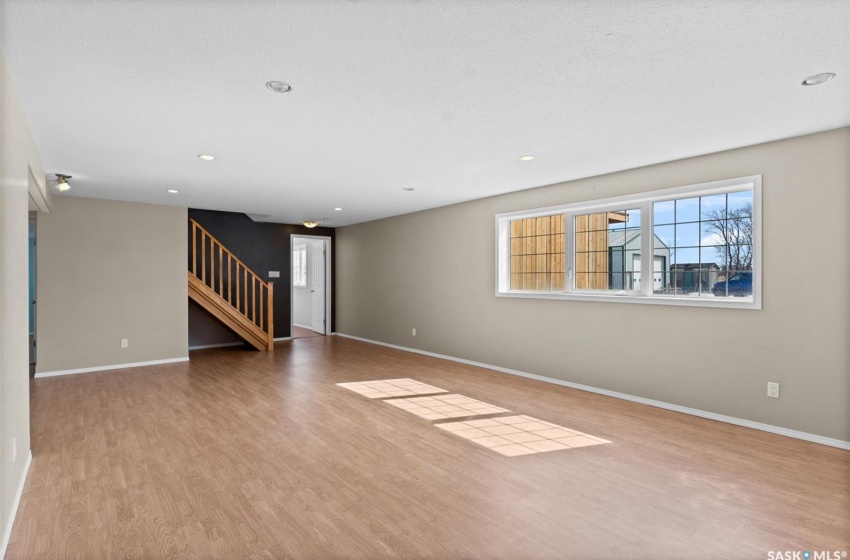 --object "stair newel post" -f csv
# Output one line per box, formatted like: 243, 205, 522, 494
267, 282, 274, 350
